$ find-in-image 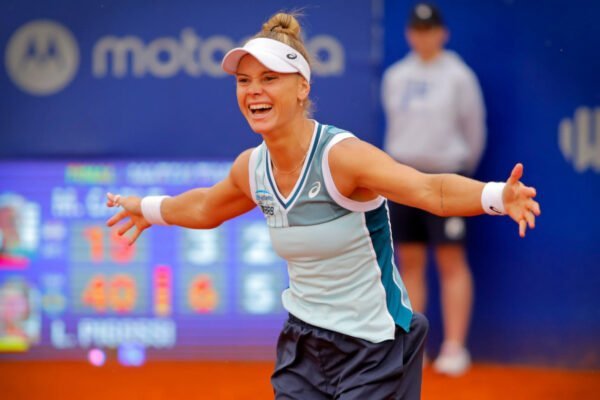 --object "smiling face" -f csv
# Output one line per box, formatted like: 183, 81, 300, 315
236, 54, 310, 135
